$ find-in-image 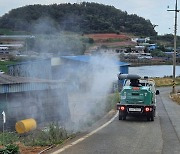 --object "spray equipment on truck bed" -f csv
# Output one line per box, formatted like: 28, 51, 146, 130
118, 74, 141, 80
117, 74, 159, 121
